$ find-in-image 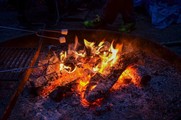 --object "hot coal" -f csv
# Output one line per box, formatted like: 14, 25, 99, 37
49, 84, 73, 102
125, 64, 151, 87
